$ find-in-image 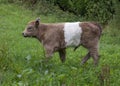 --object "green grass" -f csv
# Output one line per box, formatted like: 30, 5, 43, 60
0, 2, 120, 86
